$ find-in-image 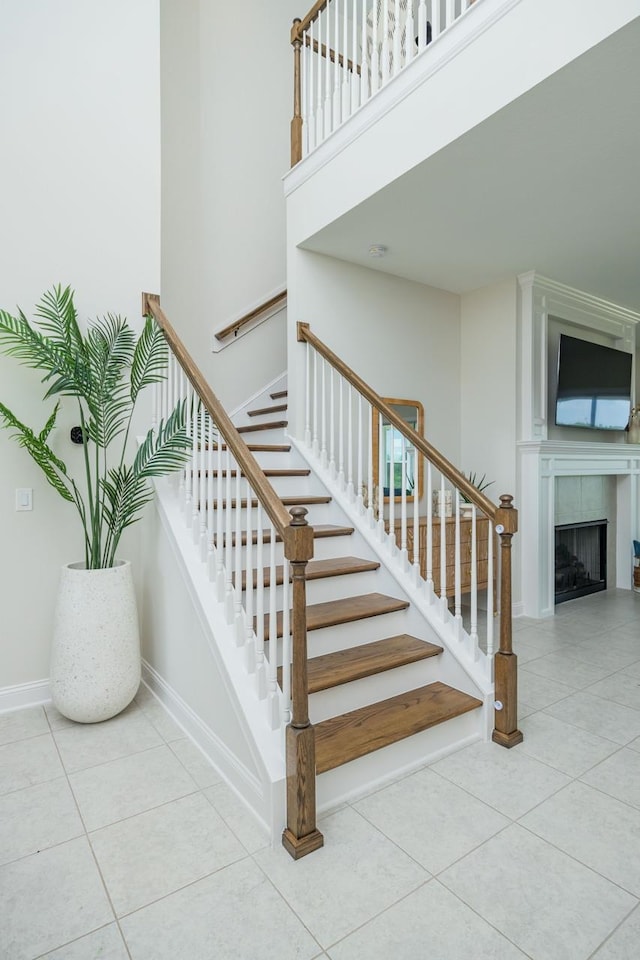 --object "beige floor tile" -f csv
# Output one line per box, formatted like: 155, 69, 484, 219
440, 824, 636, 960
39, 923, 129, 960
204, 781, 270, 853
519, 712, 620, 776
169, 738, 223, 788
53, 703, 163, 773
580, 747, 640, 809
0, 706, 48, 746
592, 904, 640, 959
254, 806, 428, 947
91, 792, 246, 915
545, 691, 640, 744
120, 858, 319, 960
0, 734, 64, 796
0, 777, 83, 866
328, 880, 528, 960
0, 837, 113, 960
